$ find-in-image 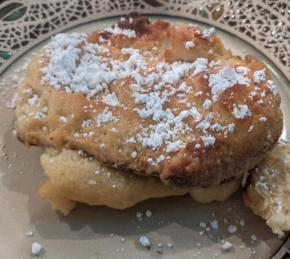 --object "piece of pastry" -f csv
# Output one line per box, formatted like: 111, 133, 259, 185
243, 143, 290, 236
15, 13, 282, 187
